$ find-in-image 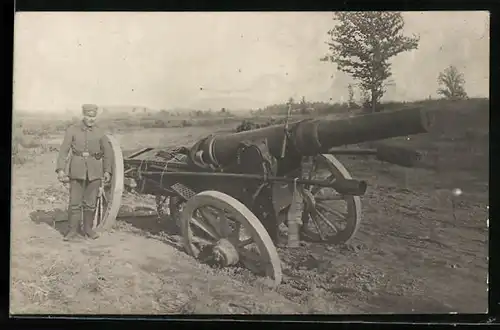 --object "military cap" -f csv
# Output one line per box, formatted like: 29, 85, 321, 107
82, 104, 98, 116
